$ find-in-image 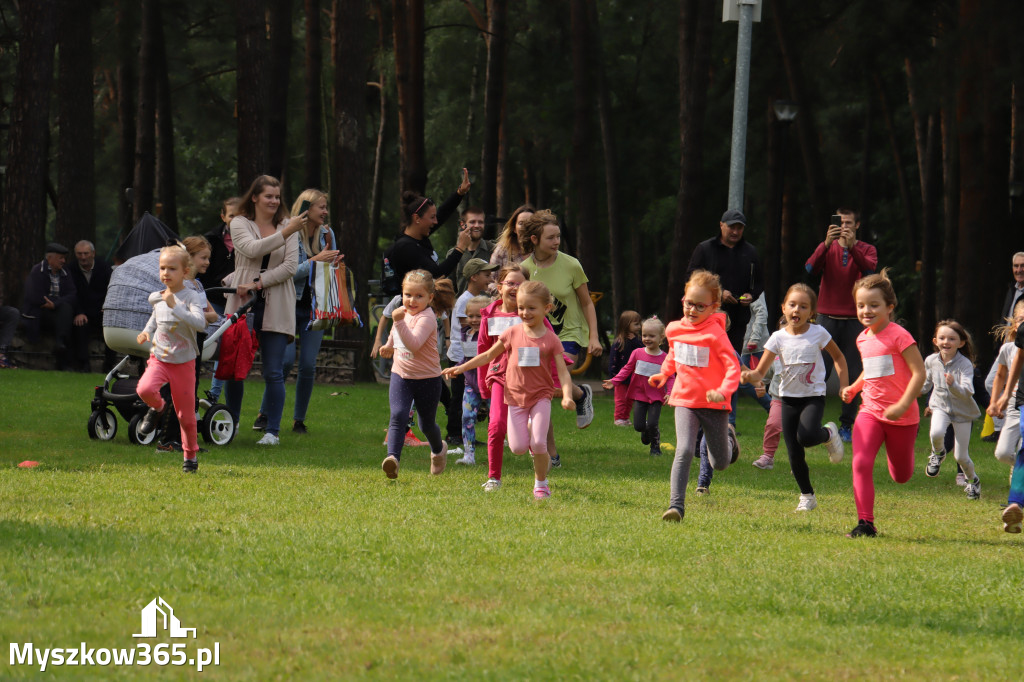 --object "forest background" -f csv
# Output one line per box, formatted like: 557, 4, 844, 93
0, 0, 1022, 374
